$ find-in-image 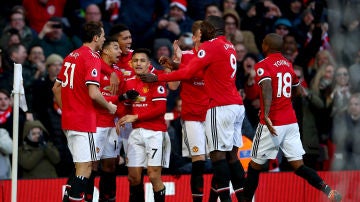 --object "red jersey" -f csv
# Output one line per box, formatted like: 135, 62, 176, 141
179, 49, 208, 121
96, 60, 125, 127
158, 36, 243, 108
125, 76, 167, 131
23, 0, 66, 33
254, 53, 300, 126
57, 46, 101, 132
